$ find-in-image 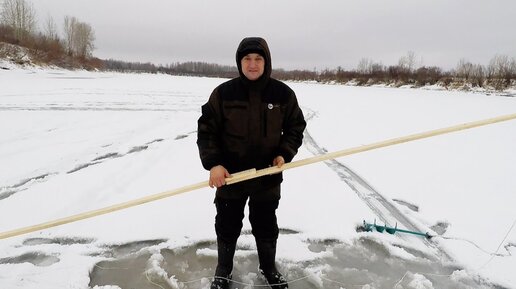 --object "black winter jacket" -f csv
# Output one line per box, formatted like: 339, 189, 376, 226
197, 37, 306, 198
